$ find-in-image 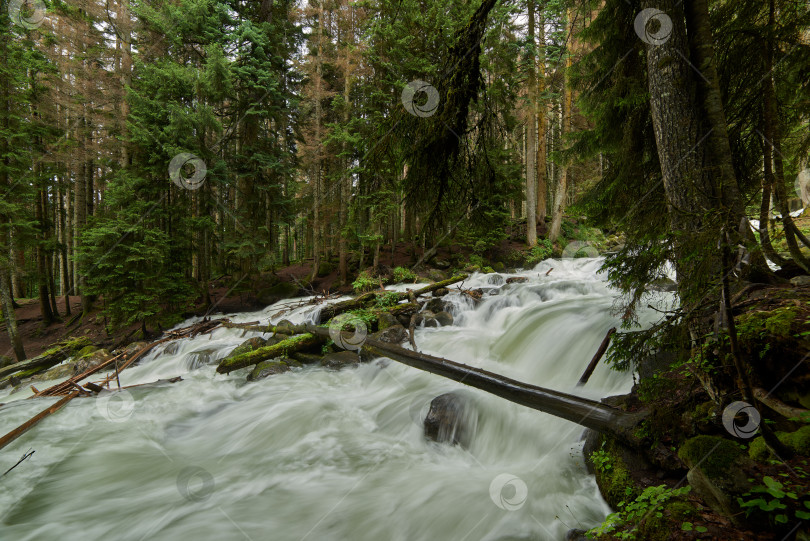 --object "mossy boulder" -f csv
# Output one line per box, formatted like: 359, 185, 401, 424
376, 312, 399, 331
247, 360, 290, 381
72, 349, 112, 374
493, 262, 505, 272
77, 345, 98, 357
749, 426, 810, 460
257, 282, 300, 306
424, 298, 452, 314
317, 261, 334, 277
589, 435, 641, 508
0, 356, 14, 369
678, 435, 752, 523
